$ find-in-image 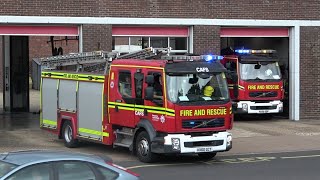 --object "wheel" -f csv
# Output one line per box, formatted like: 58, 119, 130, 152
198, 152, 217, 160
62, 121, 79, 148
135, 131, 158, 163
